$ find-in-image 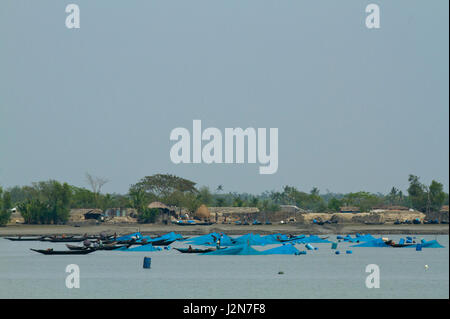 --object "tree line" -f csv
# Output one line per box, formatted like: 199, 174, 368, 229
0, 173, 448, 225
